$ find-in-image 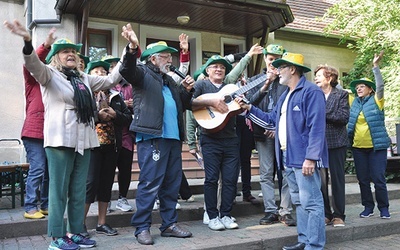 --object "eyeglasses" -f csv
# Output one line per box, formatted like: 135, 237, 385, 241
355, 84, 368, 91
277, 65, 291, 72
208, 65, 226, 70
156, 54, 172, 60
